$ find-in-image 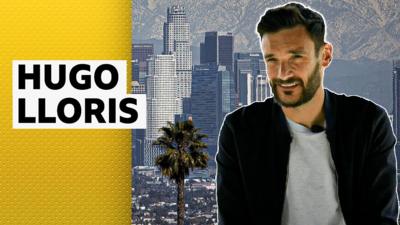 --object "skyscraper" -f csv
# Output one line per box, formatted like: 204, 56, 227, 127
132, 44, 153, 166
392, 59, 400, 169
144, 54, 178, 166
217, 68, 235, 127
200, 31, 234, 73
132, 59, 140, 82
132, 81, 146, 166
132, 44, 154, 83
238, 72, 253, 106
133, 43, 154, 62
218, 33, 234, 73
201, 32, 218, 65
191, 63, 234, 158
163, 5, 192, 113
234, 52, 268, 106
256, 75, 268, 102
